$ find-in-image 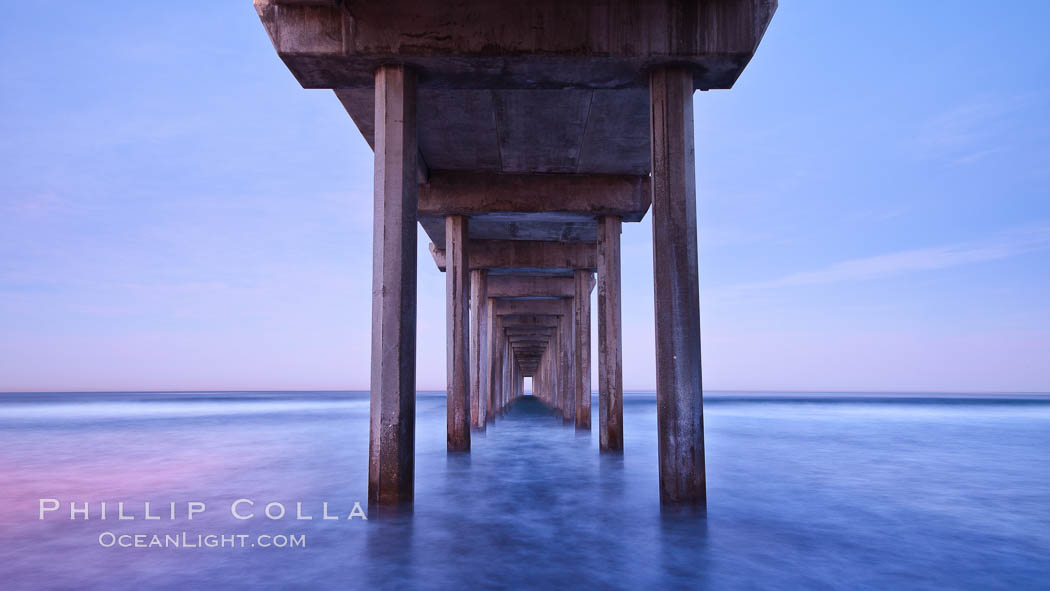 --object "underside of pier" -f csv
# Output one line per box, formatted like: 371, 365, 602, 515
254, 0, 776, 511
